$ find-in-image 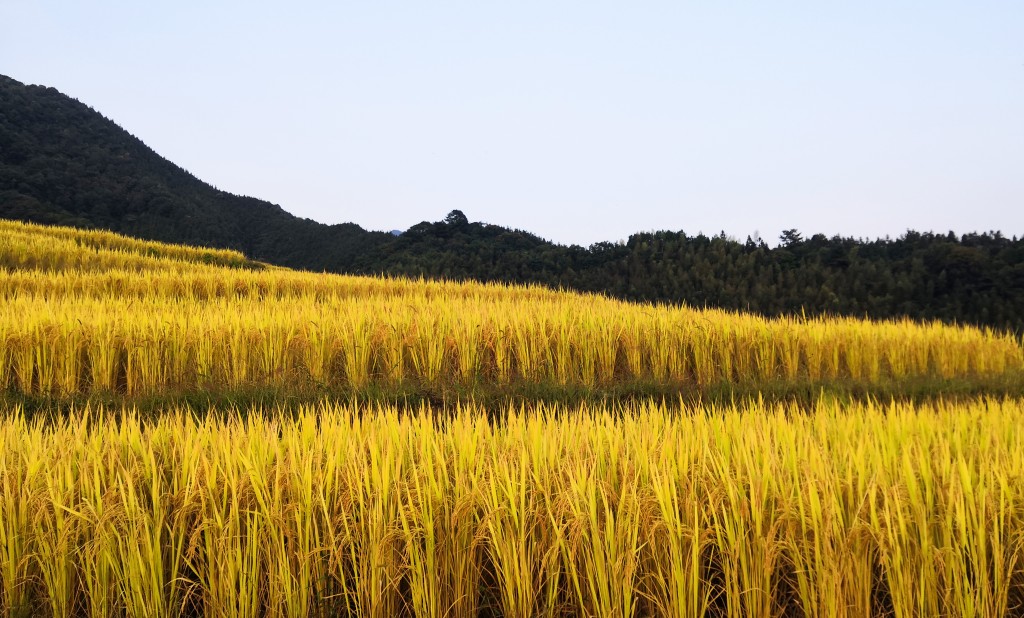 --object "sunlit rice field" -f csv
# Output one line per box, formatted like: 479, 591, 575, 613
2, 219, 1021, 399
2, 398, 1023, 617
3, 219, 1024, 618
